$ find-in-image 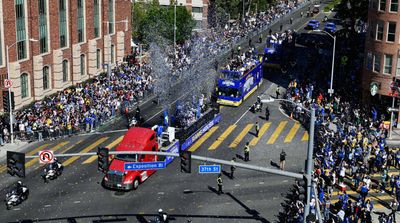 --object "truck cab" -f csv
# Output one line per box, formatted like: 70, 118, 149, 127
102, 127, 158, 190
